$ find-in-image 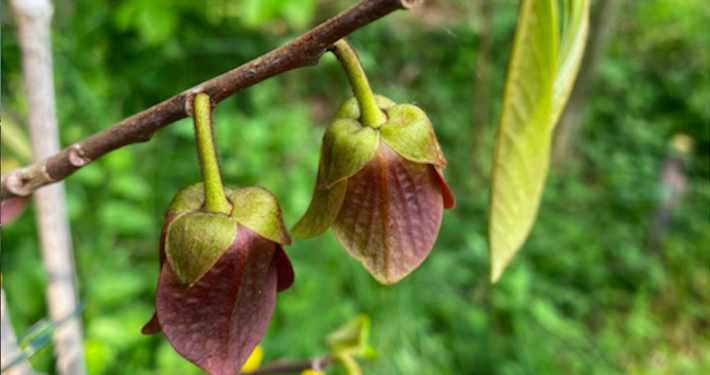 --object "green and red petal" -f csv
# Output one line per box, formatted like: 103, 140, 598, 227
332, 143, 445, 284
154, 225, 290, 375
